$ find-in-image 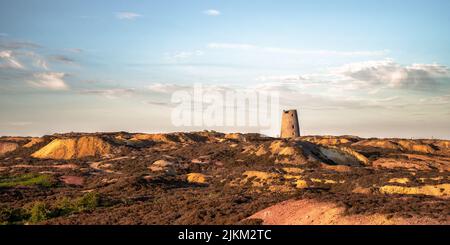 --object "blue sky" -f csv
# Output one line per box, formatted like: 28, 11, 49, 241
0, 0, 449, 138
